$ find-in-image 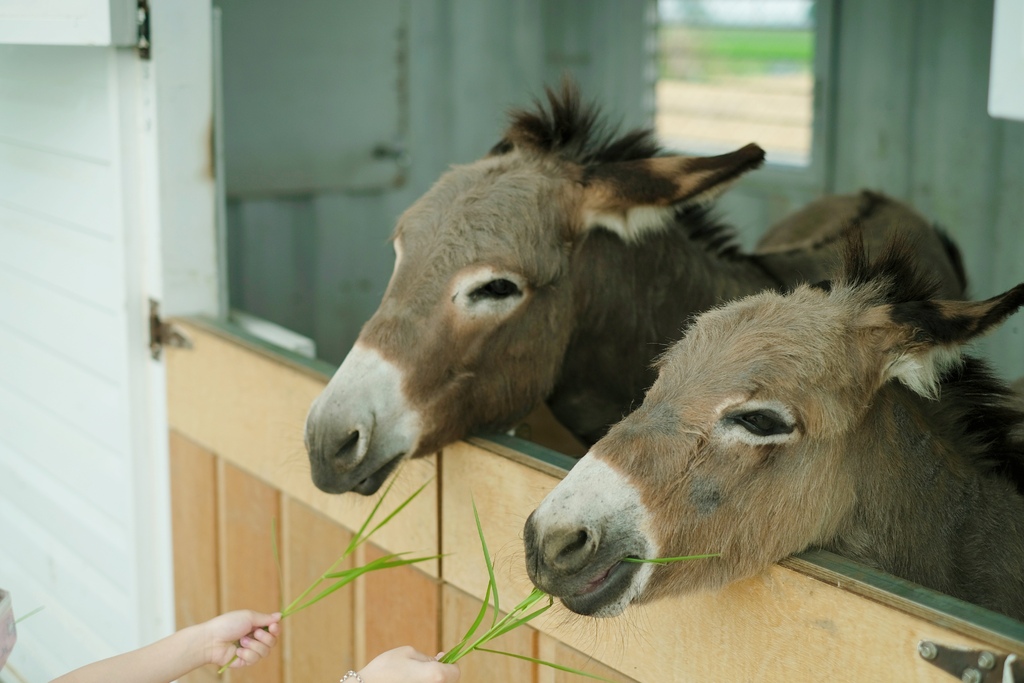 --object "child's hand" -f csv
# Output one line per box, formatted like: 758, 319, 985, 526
201, 610, 282, 668
358, 646, 461, 683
